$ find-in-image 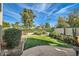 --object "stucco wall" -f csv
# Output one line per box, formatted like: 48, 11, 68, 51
55, 28, 79, 36
54, 28, 64, 34
0, 11, 2, 55
0, 12, 2, 25
0, 26, 1, 54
